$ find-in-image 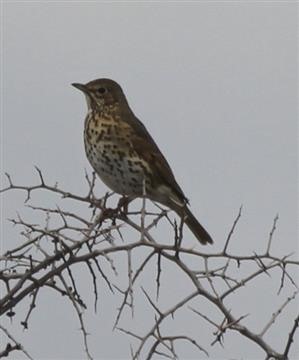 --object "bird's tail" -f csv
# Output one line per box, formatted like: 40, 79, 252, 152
153, 190, 213, 245
178, 206, 213, 245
